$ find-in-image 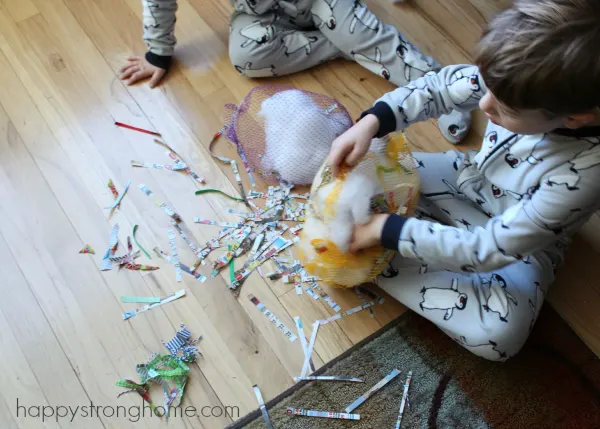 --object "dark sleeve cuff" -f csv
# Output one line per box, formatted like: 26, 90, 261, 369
145, 51, 173, 70
360, 102, 396, 137
381, 214, 407, 250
